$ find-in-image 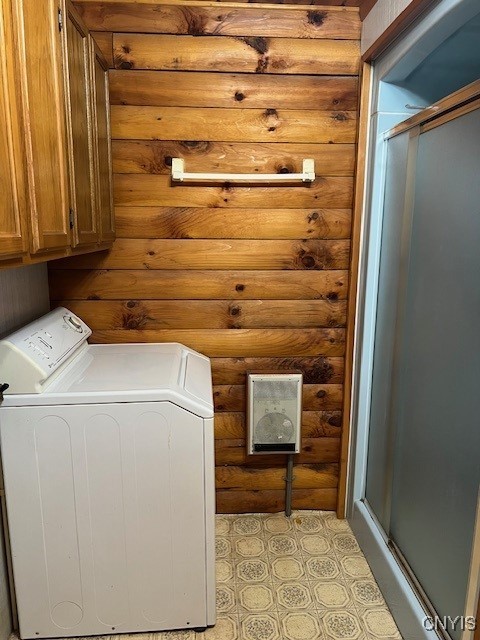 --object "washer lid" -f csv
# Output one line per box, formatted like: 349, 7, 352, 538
1, 343, 213, 418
